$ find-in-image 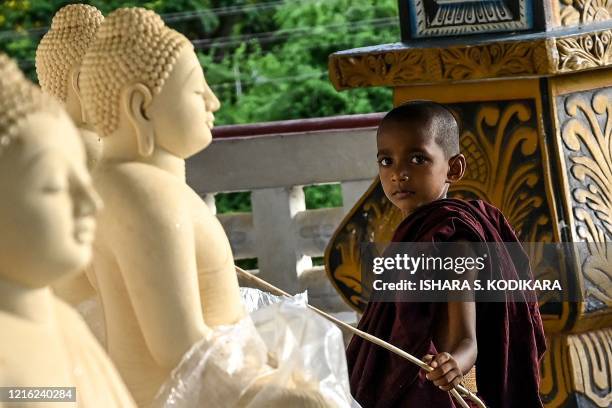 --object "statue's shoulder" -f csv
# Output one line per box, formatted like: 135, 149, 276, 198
93, 162, 186, 211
